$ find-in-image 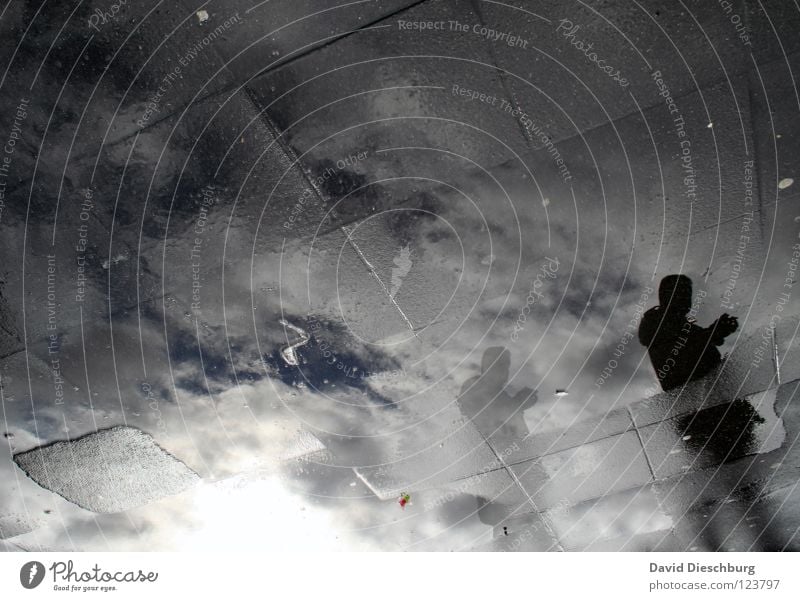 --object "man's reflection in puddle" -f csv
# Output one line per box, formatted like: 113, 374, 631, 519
458, 347, 537, 444
639, 275, 738, 391
457, 347, 537, 529
638, 278, 790, 549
